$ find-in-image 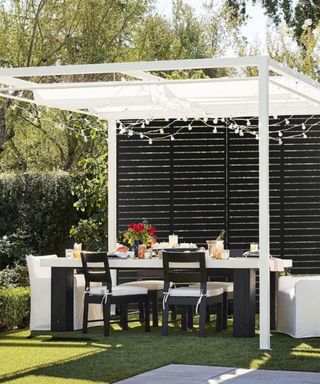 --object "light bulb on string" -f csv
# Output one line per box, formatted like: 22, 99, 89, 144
159, 128, 164, 134
302, 123, 306, 130
128, 130, 133, 136
279, 138, 283, 145
140, 132, 144, 139
273, 114, 278, 120
278, 131, 283, 137
165, 117, 169, 122
148, 138, 153, 145
183, 117, 188, 122
170, 135, 175, 141
246, 119, 251, 126
119, 122, 123, 129
145, 119, 150, 125
303, 132, 307, 139
285, 118, 290, 125
203, 116, 208, 123
239, 130, 244, 137
188, 124, 192, 131
213, 117, 218, 124
228, 123, 233, 129
141, 122, 145, 128
213, 127, 217, 134
255, 133, 259, 140
221, 117, 225, 122
235, 127, 239, 134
